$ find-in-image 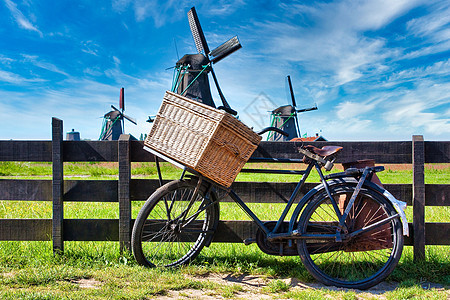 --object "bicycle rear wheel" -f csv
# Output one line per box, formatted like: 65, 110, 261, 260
131, 178, 219, 268
297, 184, 403, 289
